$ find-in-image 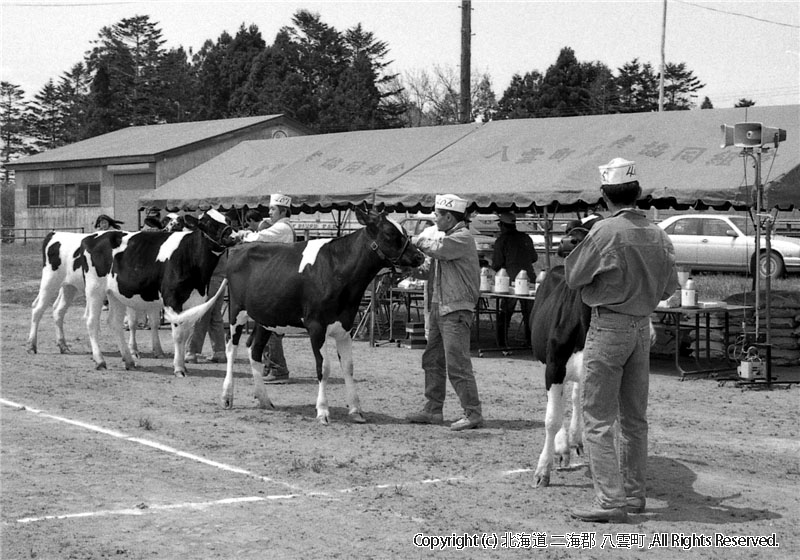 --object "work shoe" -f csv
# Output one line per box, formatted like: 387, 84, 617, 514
450, 414, 484, 431
264, 372, 289, 384
209, 352, 226, 363
405, 410, 444, 425
626, 497, 646, 514
570, 504, 628, 523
